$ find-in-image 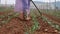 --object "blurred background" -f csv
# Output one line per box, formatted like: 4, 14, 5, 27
0, 0, 60, 18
